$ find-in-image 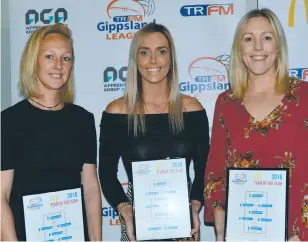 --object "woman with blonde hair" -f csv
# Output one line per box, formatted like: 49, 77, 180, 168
99, 22, 210, 241
1, 23, 102, 241
204, 8, 308, 241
